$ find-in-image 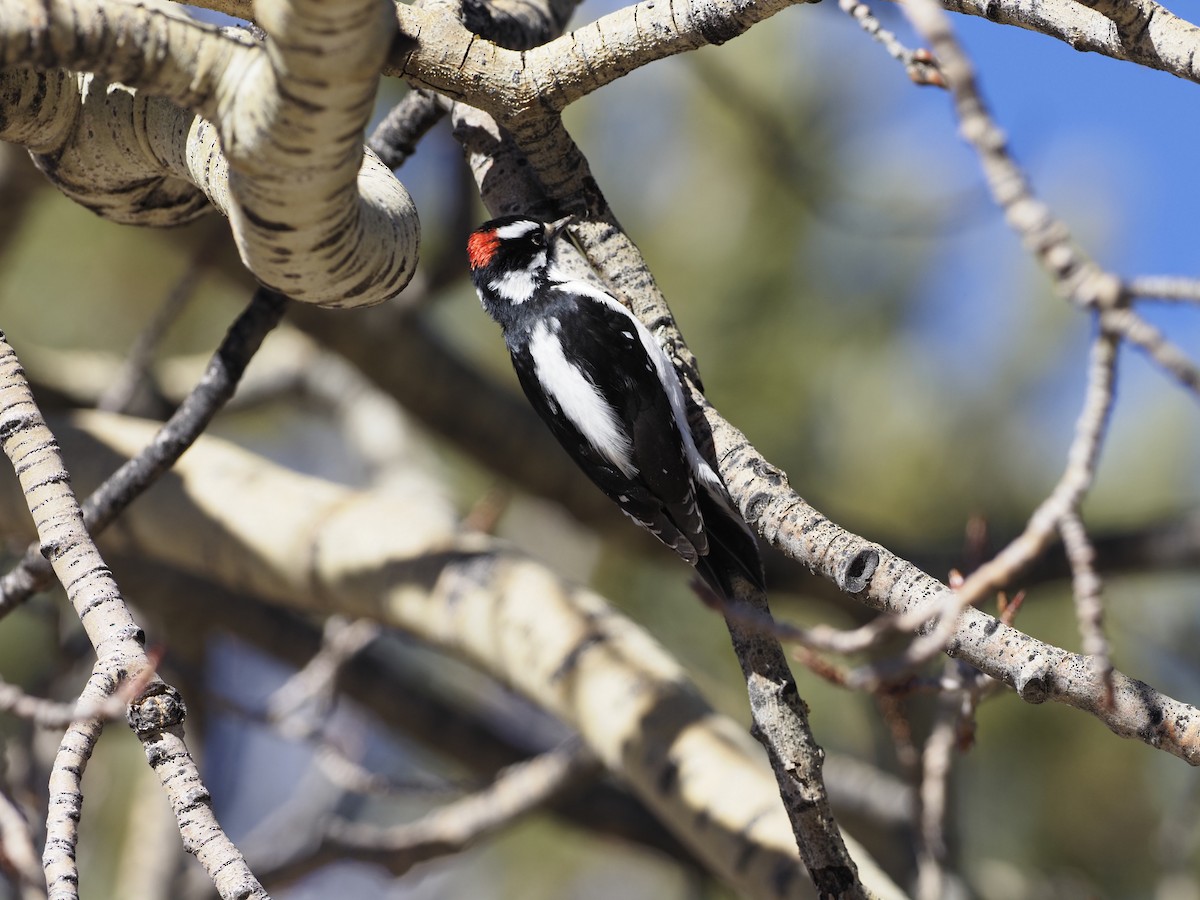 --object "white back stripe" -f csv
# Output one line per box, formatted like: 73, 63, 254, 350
529, 320, 638, 478
548, 277, 719, 486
